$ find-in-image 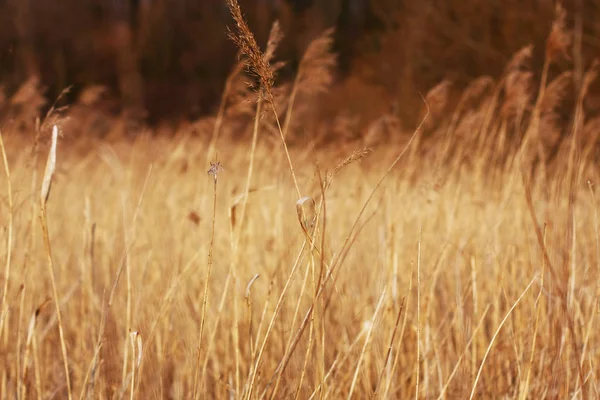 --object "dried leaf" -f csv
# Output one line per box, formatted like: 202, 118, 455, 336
40, 125, 58, 205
